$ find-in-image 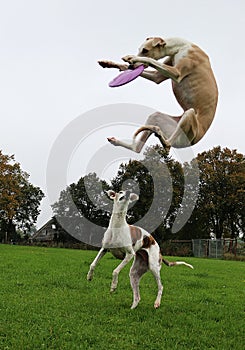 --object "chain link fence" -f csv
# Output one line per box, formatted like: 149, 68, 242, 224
192, 239, 245, 258
161, 239, 245, 259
